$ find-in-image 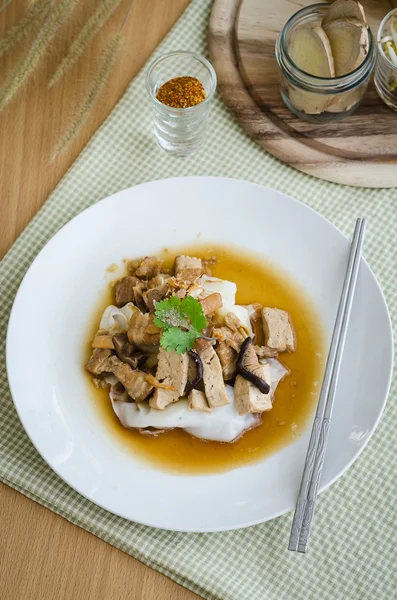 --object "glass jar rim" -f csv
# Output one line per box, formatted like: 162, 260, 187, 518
145, 50, 217, 112
377, 7, 397, 73
280, 3, 375, 84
